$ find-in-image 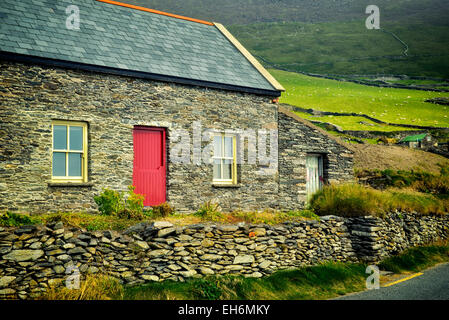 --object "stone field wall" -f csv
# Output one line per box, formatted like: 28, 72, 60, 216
0, 212, 448, 299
